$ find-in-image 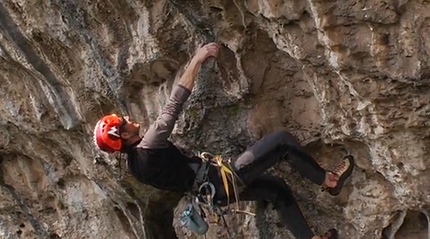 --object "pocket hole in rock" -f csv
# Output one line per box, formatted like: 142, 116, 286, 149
383, 210, 428, 239
126, 202, 140, 220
